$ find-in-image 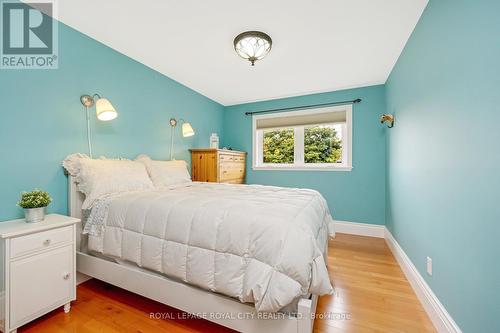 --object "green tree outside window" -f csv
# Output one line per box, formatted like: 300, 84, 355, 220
263, 128, 294, 163
304, 125, 342, 163
262, 125, 342, 164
